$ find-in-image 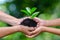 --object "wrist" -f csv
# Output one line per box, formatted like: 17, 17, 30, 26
40, 20, 46, 26
42, 26, 49, 32
39, 26, 46, 32
12, 26, 20, 32
42, 20, 50, 26
41, 26, 45, 32
15, 19, 20, 25
14, 25, 24, 32
10, 27, 18, 32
